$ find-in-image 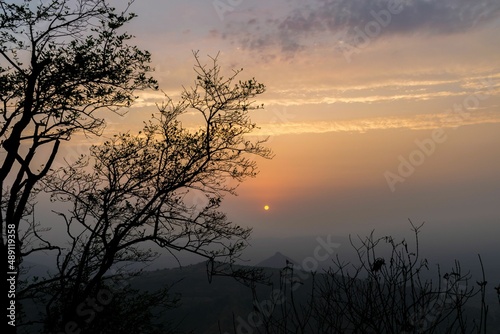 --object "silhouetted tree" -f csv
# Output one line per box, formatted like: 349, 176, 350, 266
1, 0, 156, 332
28, 51, 271, 333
